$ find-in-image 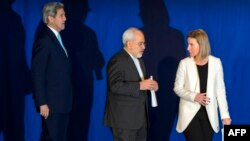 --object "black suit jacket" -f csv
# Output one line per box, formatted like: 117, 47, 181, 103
104, 49, 149, 129
31, 26, 72, 113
